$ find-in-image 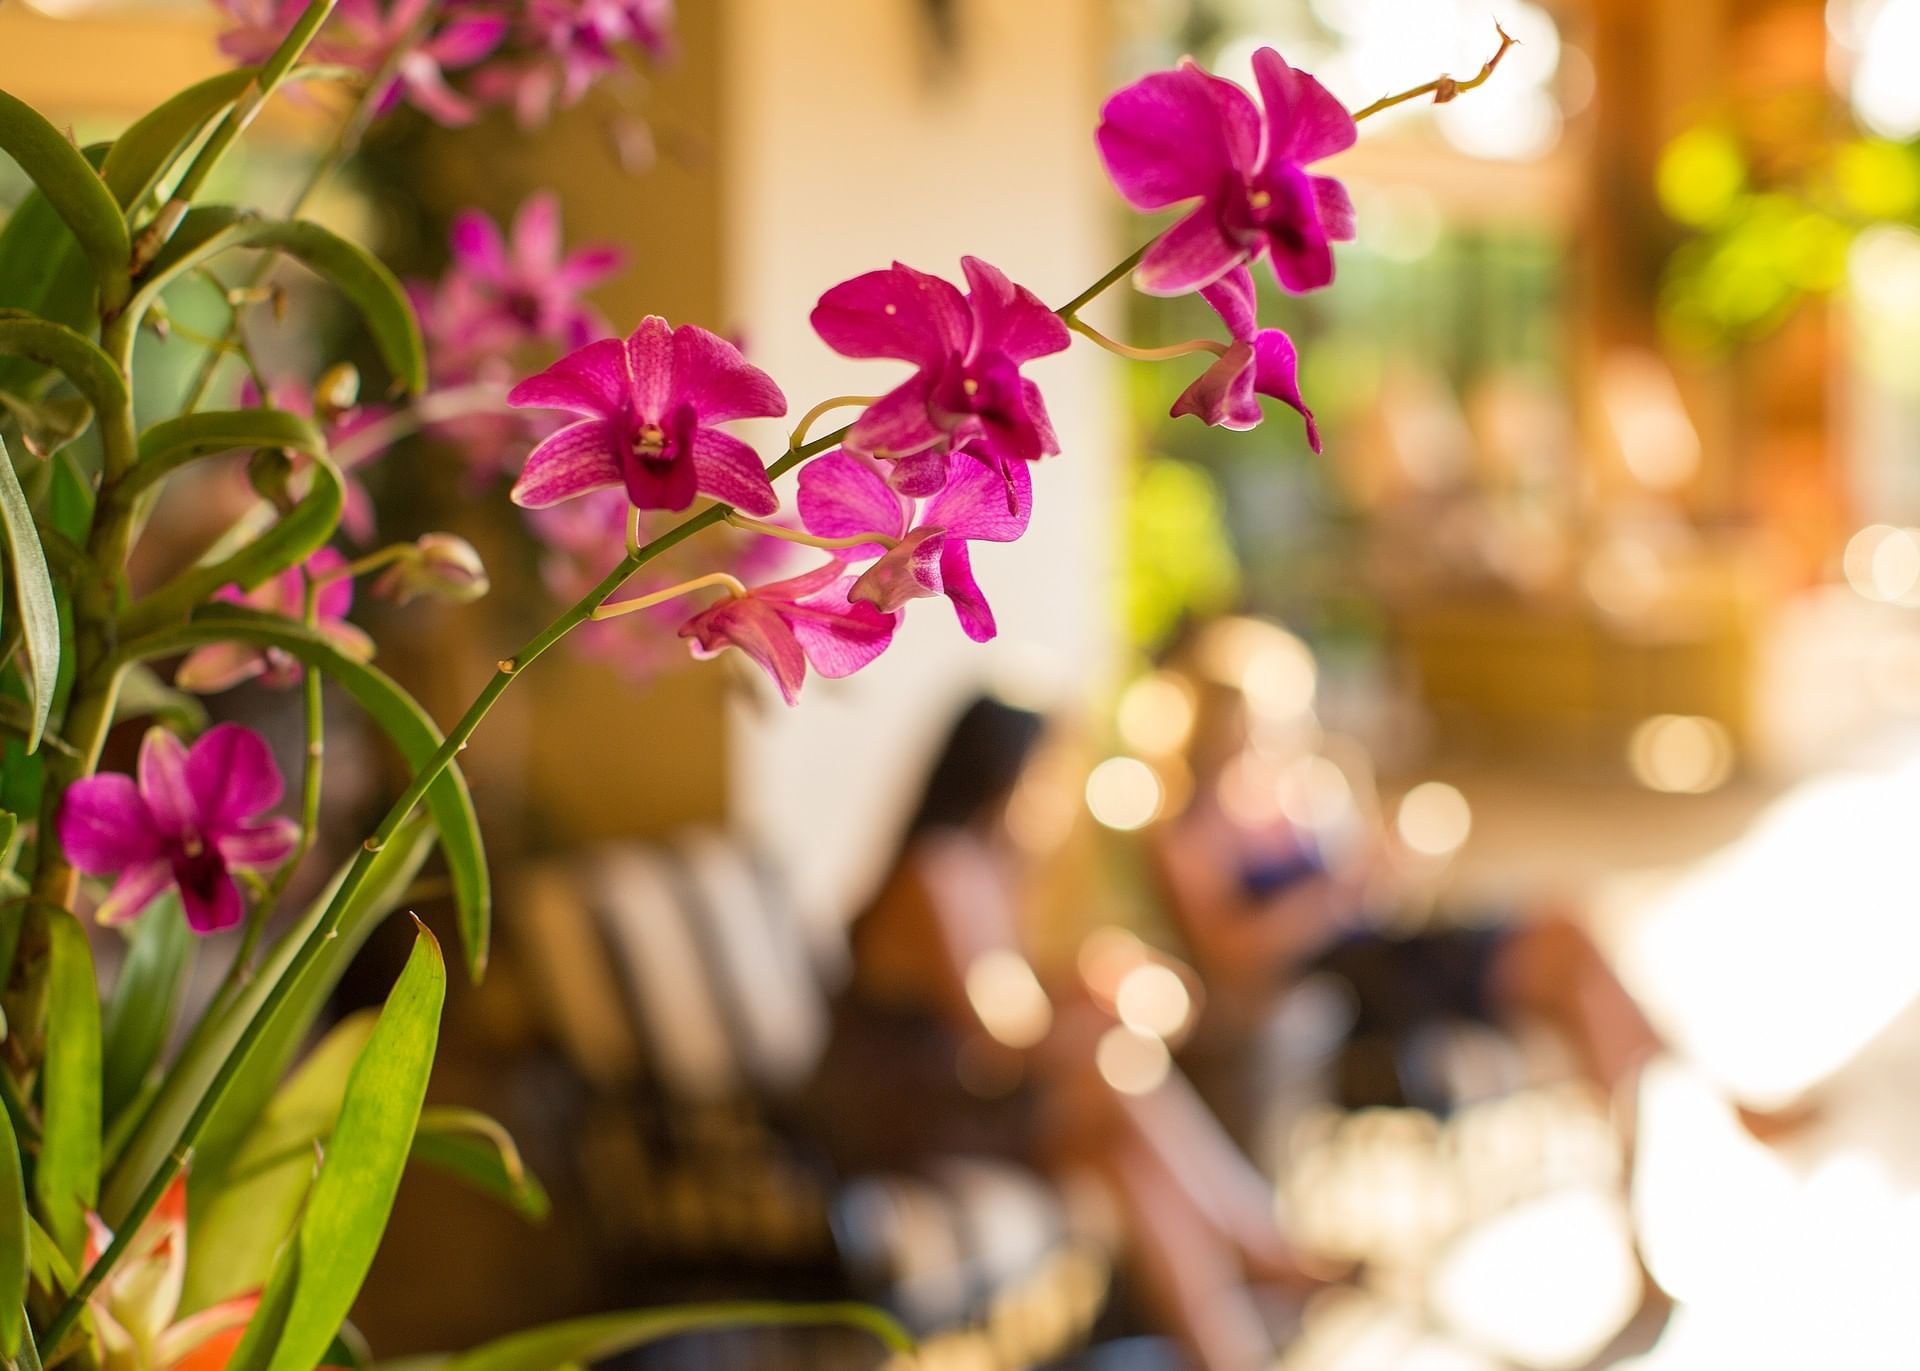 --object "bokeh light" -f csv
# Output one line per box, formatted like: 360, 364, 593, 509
1627, 715, 1736, 794
1396, 781, 1473, 857
1085, 756, 1164, 831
